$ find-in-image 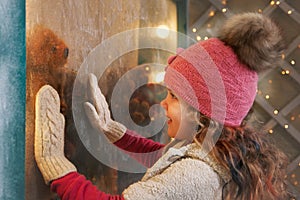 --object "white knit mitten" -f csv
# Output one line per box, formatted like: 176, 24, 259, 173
35, 85, 76, 185
84, 73, 126, 143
